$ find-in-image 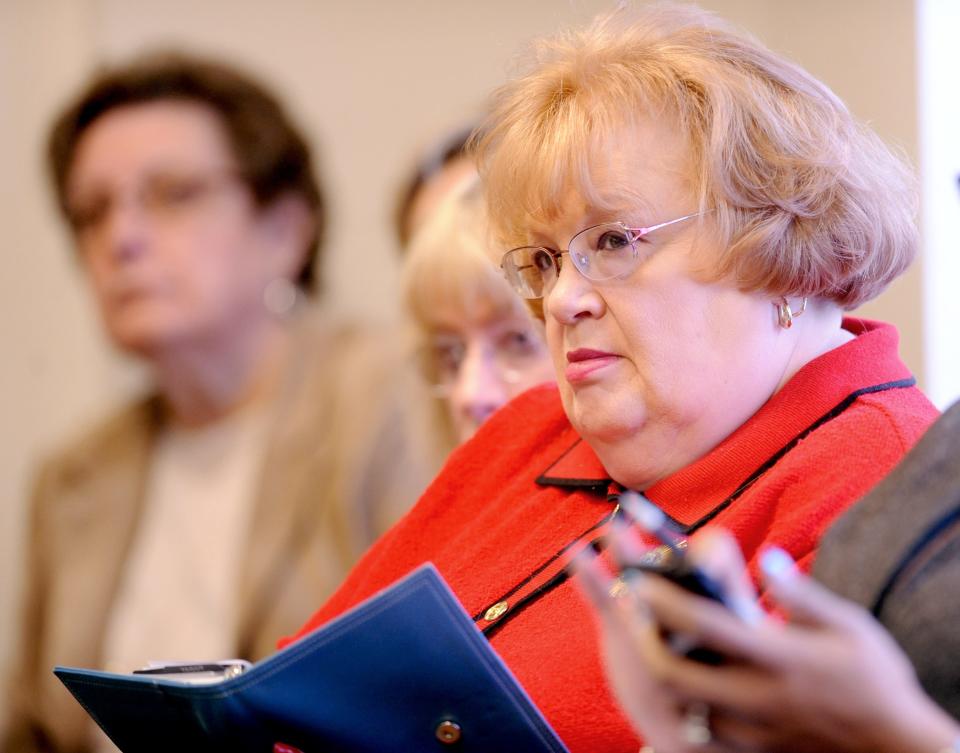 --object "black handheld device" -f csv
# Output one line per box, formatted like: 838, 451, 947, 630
619, 491, 733, 664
